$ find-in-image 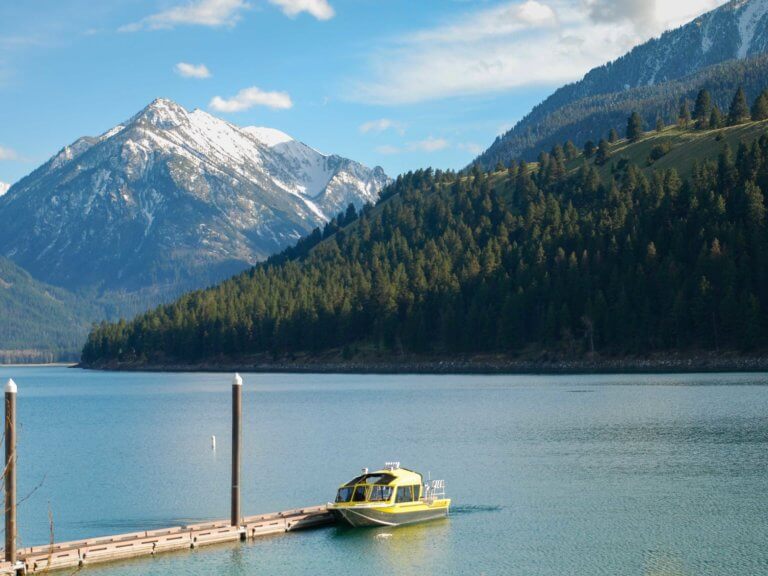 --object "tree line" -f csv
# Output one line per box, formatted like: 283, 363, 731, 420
82, 123, 768, 364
